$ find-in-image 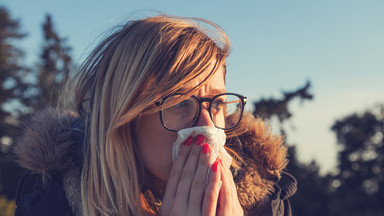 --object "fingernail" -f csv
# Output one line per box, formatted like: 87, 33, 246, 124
202, 143, 210, 154
195, 135, 204, 145
212, 161, 219, 172
219, 159, 223, 166
184, 136, 193, 146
